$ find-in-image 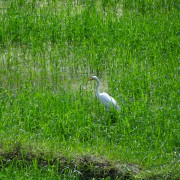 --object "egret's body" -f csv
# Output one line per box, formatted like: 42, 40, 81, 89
89, 76, 120, 111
